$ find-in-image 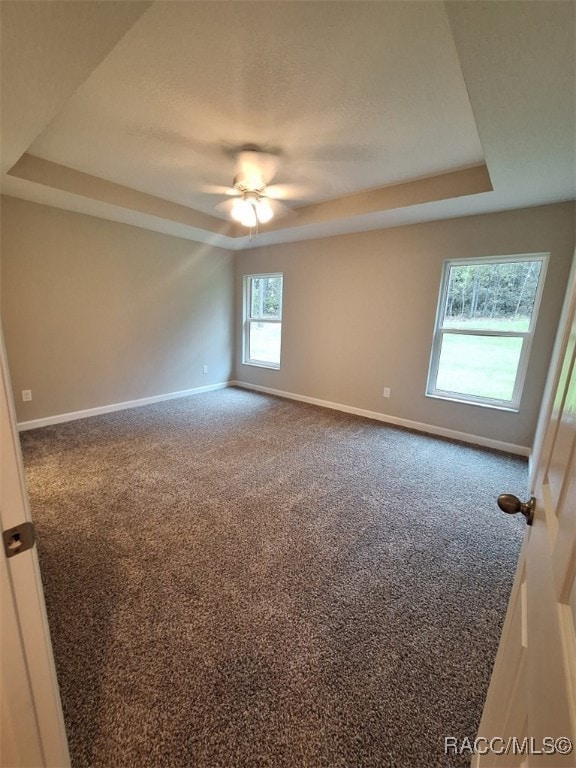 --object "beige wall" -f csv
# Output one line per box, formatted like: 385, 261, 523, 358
1, 196, 234, 423
234, 202, 575, 450
2, 196, 573, 447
